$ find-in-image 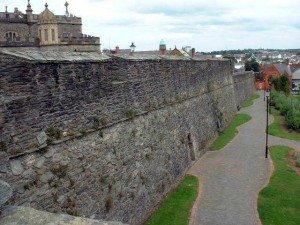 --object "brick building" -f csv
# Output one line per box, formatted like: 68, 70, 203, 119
0, 1, 100, 52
